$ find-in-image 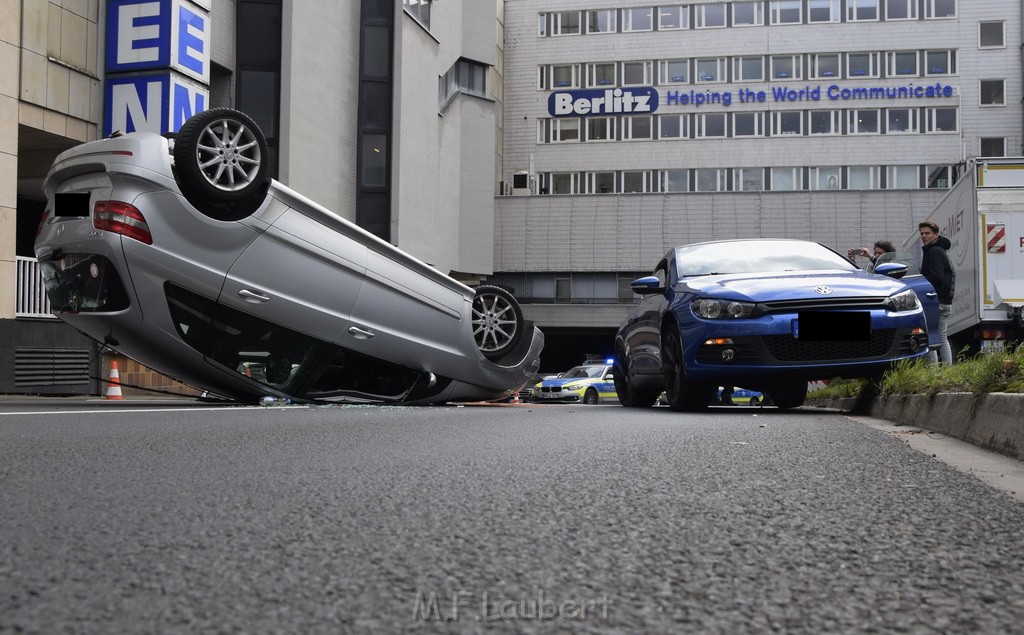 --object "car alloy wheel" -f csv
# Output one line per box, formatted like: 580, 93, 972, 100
613, 350, 658, 408
583, 388, 599, 405
471, 285, 524, 361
